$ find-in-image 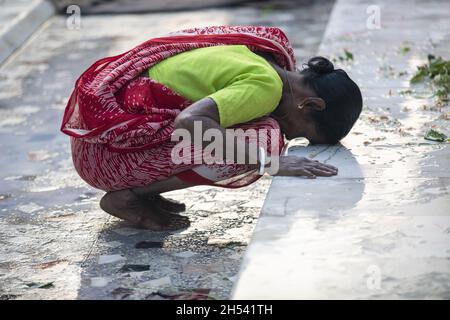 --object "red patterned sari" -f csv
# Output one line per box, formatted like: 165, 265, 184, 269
61, 26, 296, 191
